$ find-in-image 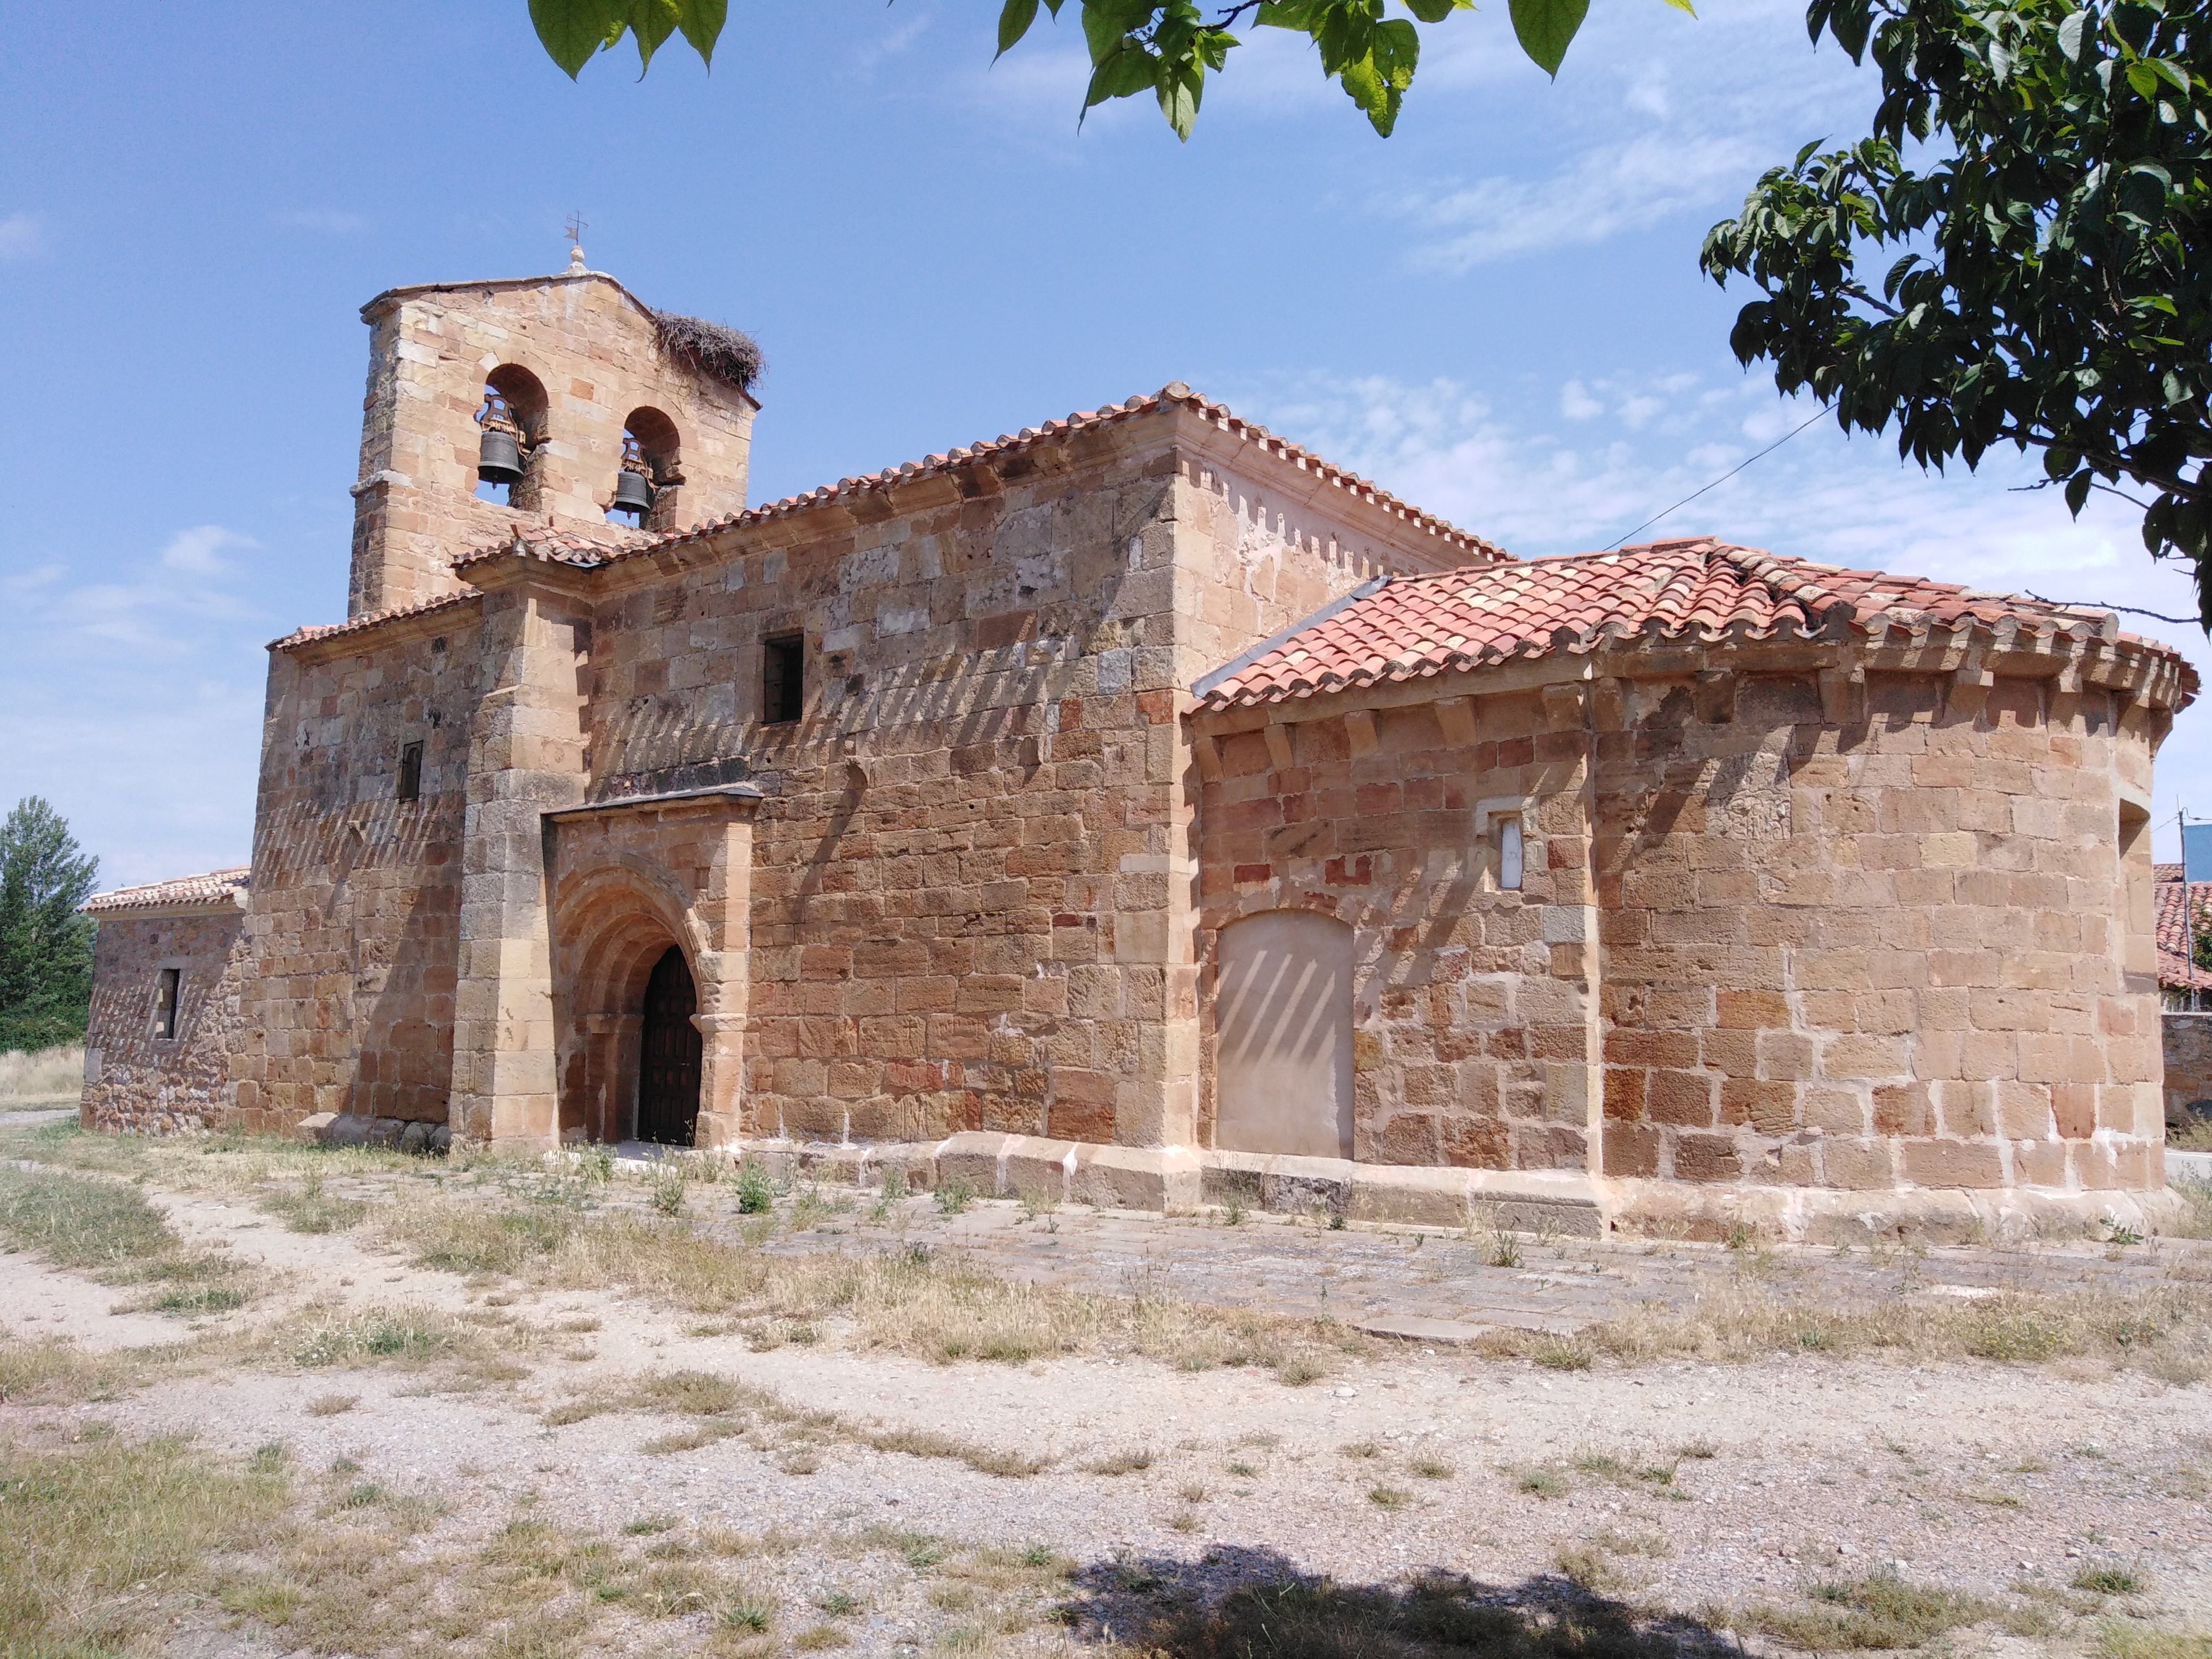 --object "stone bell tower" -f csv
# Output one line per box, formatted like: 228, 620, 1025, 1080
345, 249, 760, 618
